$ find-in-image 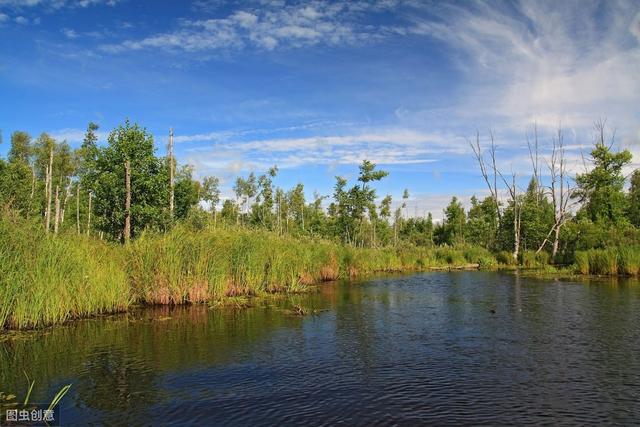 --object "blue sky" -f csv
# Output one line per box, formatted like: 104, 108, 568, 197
1, 0, 639, 218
